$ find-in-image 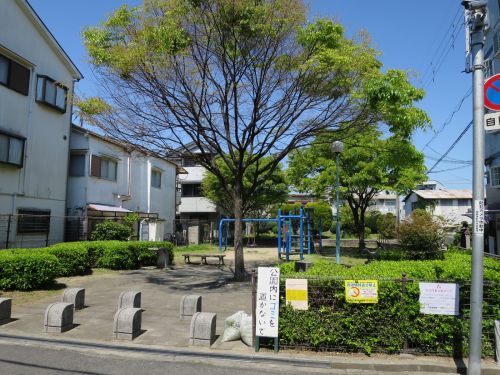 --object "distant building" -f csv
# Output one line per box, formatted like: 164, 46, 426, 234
0, 0, 82, 248
67, 125, 180, 241
170, 143, 221, 244
403, 189, 472, 226
368, 191, 398, 215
